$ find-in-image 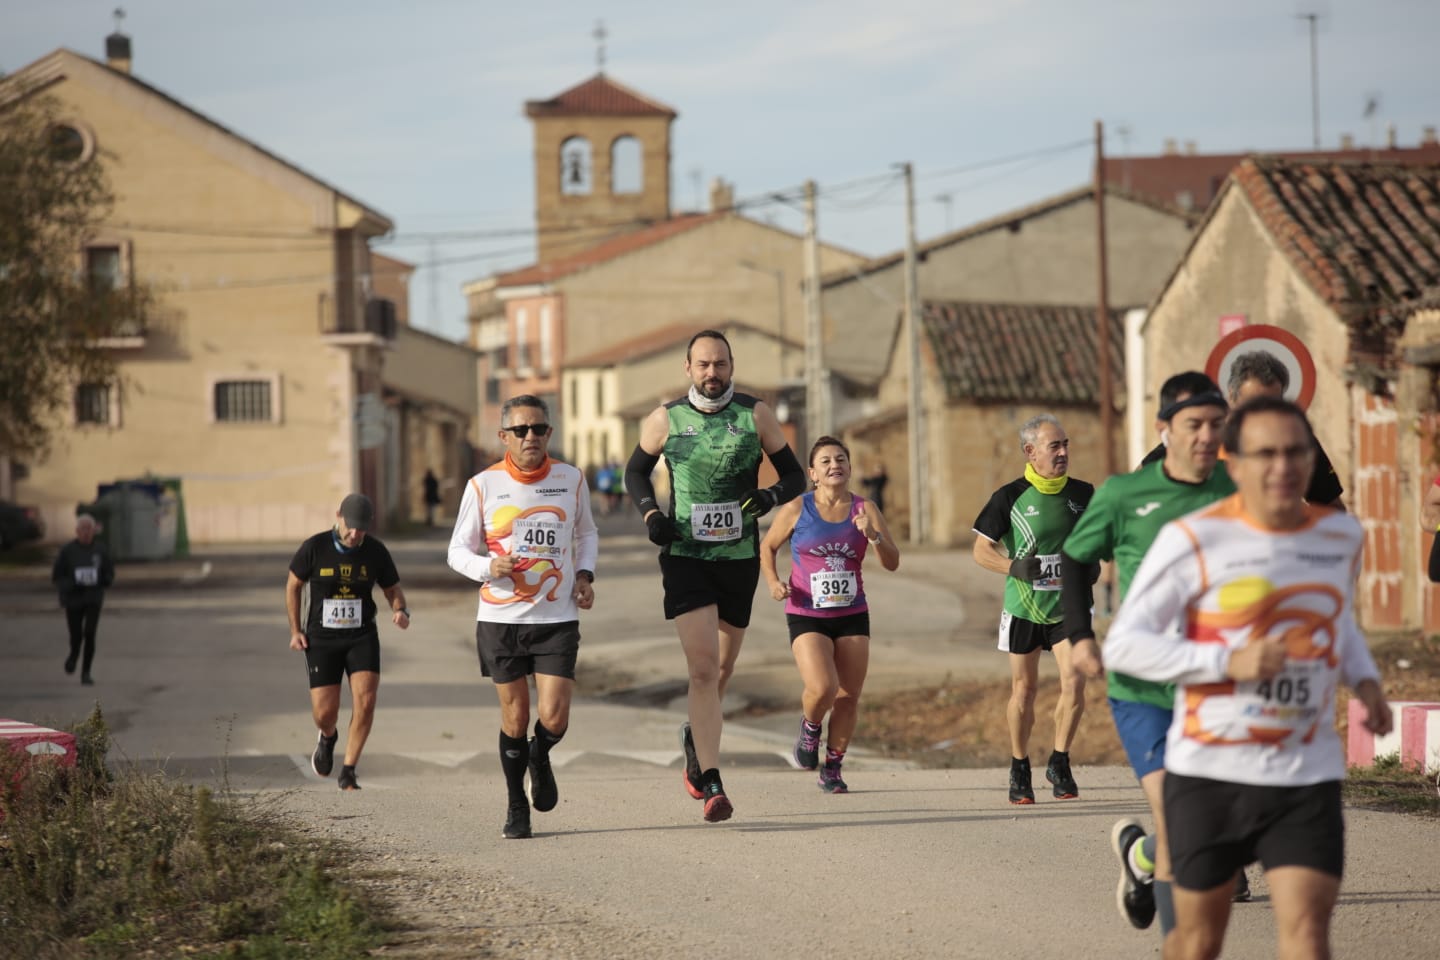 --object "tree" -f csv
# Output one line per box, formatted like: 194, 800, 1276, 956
0, 78, 151, 461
